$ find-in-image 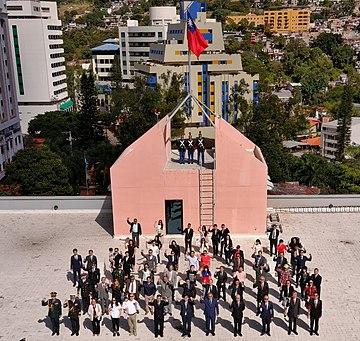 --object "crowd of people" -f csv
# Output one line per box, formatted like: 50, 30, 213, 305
41, 220, 323, 338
